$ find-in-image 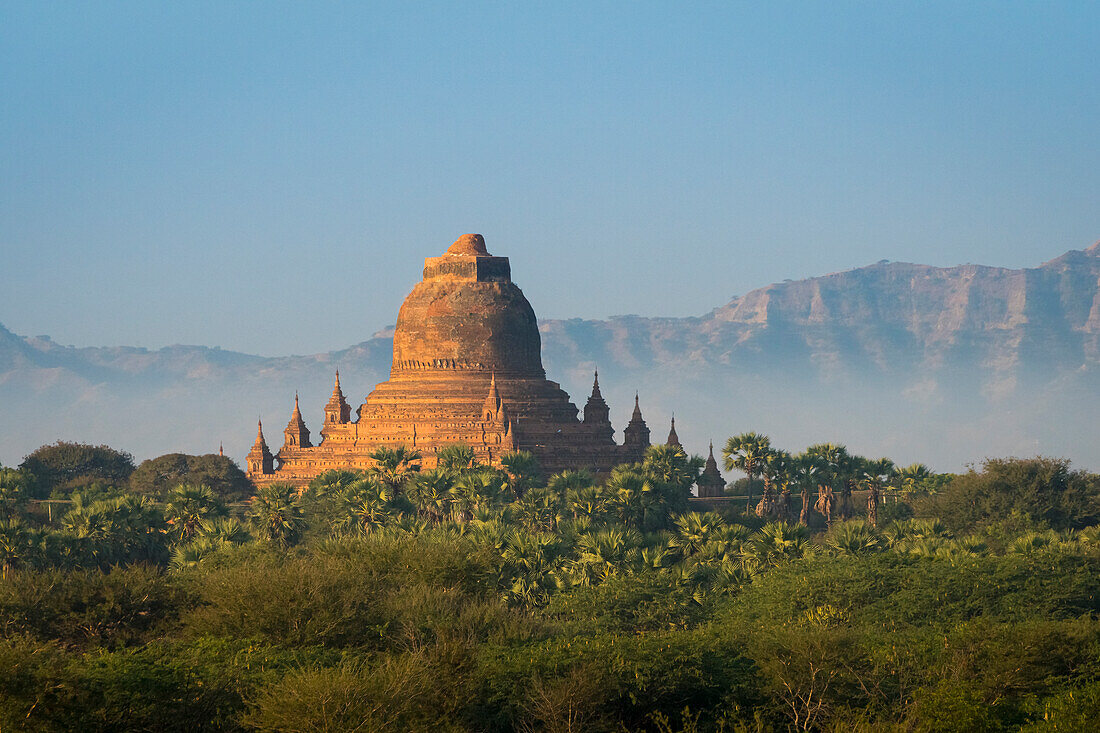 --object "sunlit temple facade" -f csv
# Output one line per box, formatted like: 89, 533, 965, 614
246, 235, 661, 488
